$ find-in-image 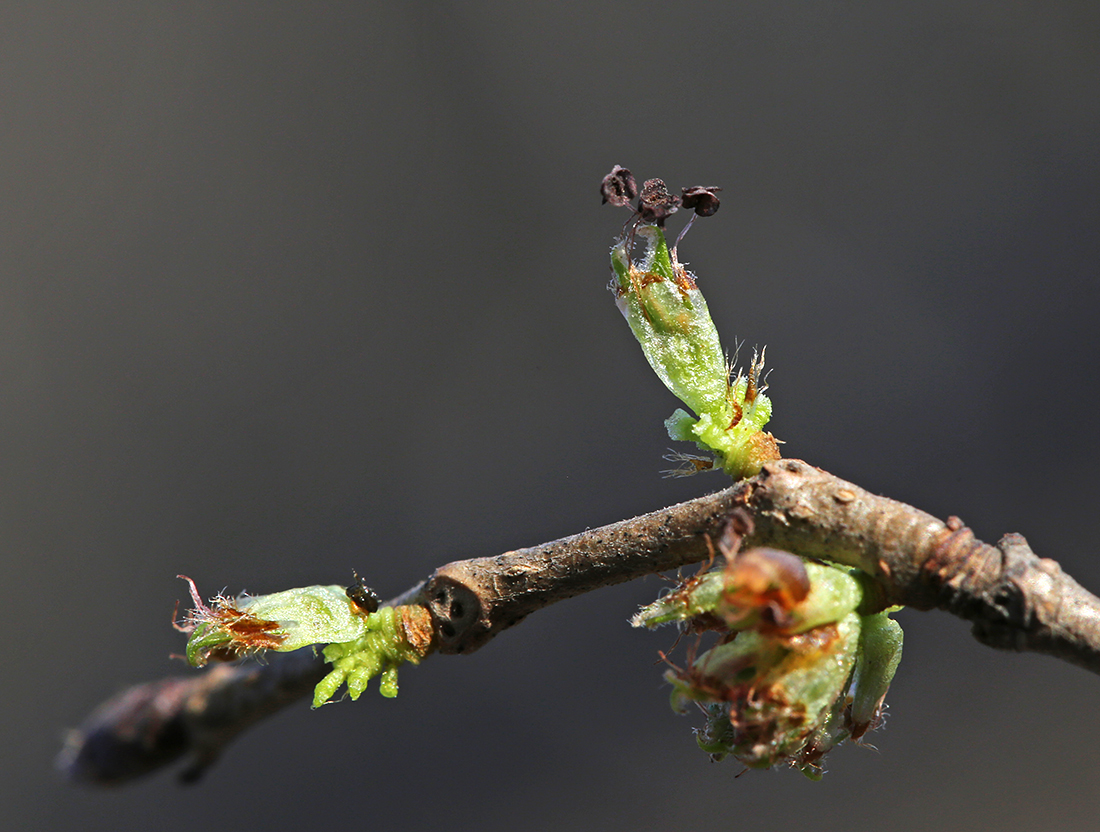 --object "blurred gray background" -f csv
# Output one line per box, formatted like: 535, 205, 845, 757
4, 2, 1099, 830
